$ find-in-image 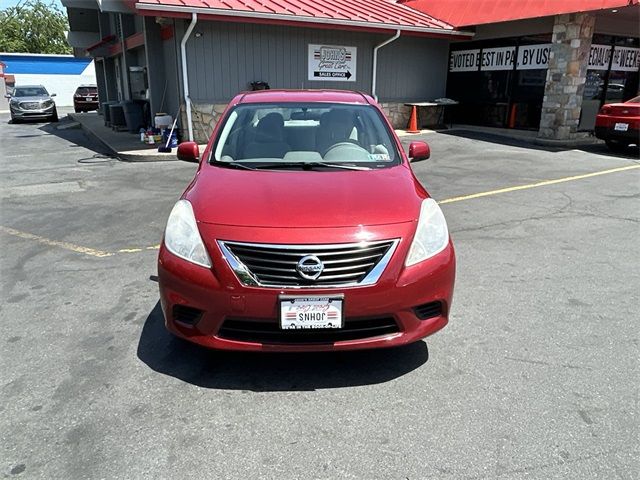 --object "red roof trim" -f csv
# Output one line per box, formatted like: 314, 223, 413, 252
125, 32, 145, 50
86, 34, 117, 52
137, 8, 472, 39
401, 0, 639, 27
134, 0, 474, 37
